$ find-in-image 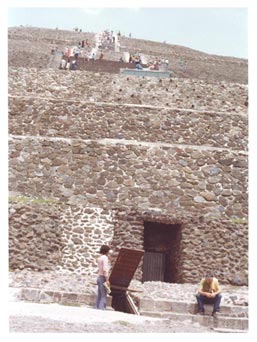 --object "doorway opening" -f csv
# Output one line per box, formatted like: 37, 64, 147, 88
143, 221, 182, 283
